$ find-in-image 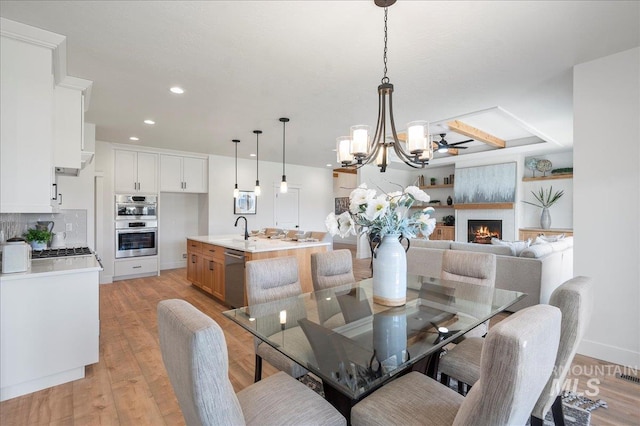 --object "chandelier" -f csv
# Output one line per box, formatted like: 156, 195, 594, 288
336, 0, 433, 172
